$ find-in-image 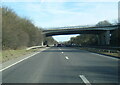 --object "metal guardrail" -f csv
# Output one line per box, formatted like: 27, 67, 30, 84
26, 46, 46, 50
43, 25, 118, 31
81, 46, 120, 54
86, 46, 120, 50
